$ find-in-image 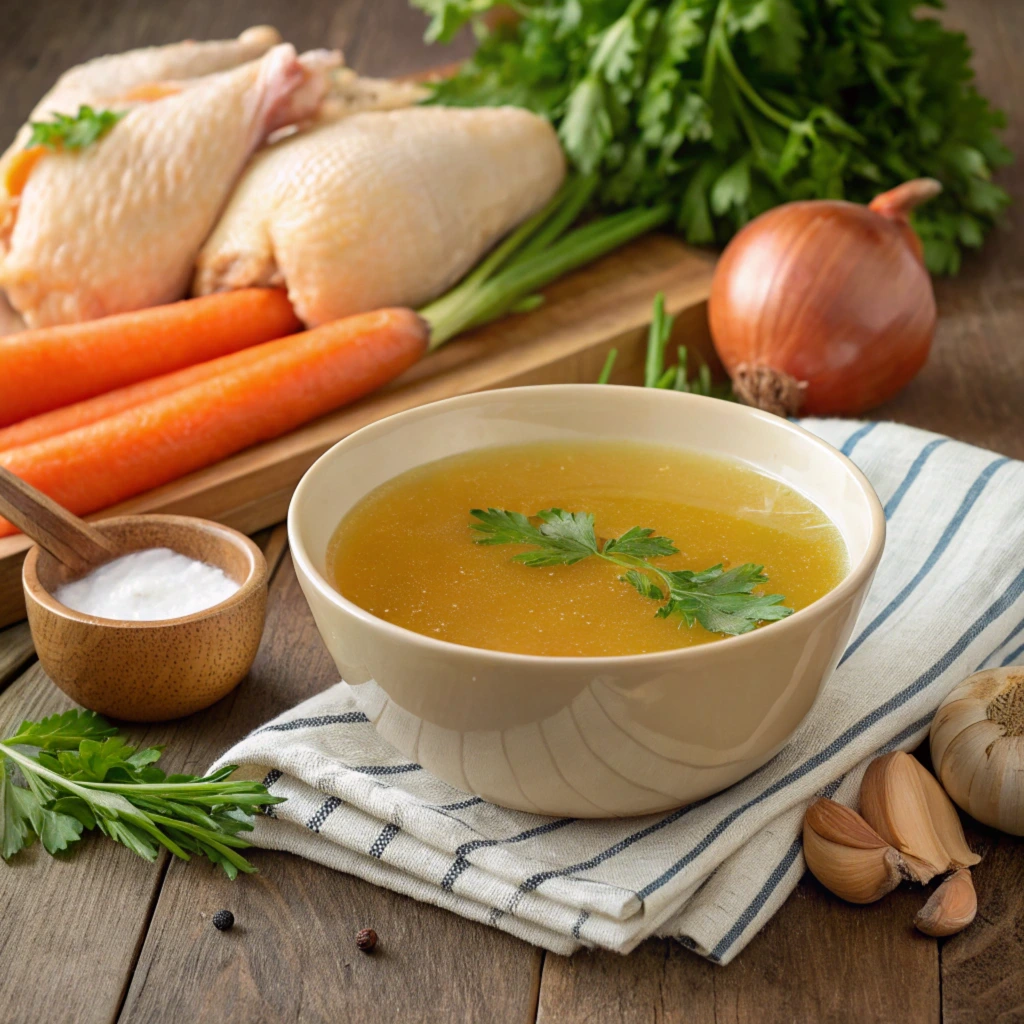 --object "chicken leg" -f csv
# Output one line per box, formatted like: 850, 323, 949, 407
194, 105, 566, 326
0, 44, 338, 327
0, 27, 282, 191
